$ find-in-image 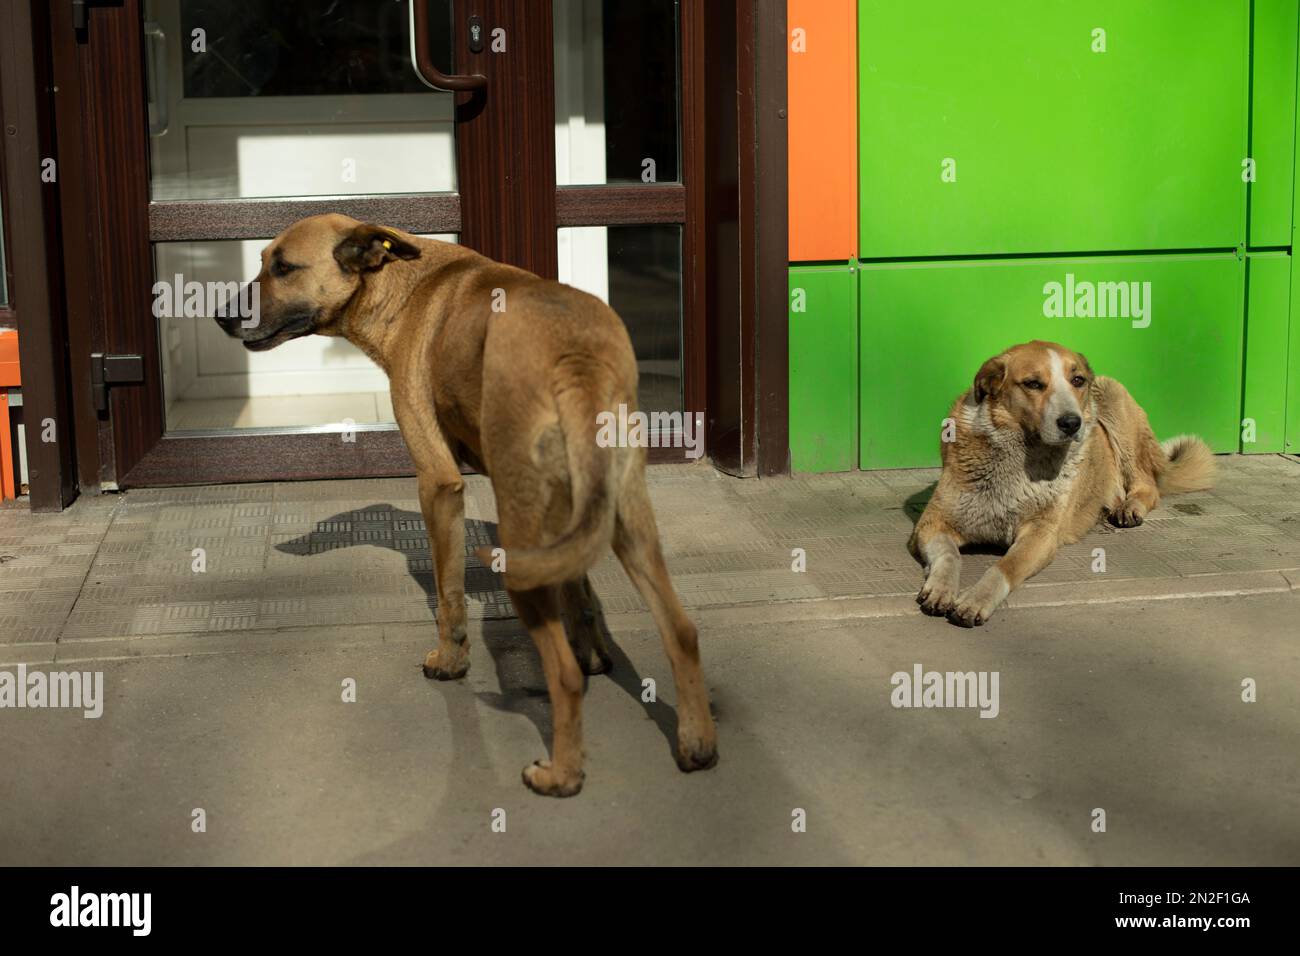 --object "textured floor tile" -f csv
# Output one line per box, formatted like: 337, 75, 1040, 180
1, 456, 1297, 646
